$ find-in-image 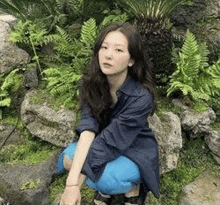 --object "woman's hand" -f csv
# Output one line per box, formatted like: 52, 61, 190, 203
59, 185, 81, 205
